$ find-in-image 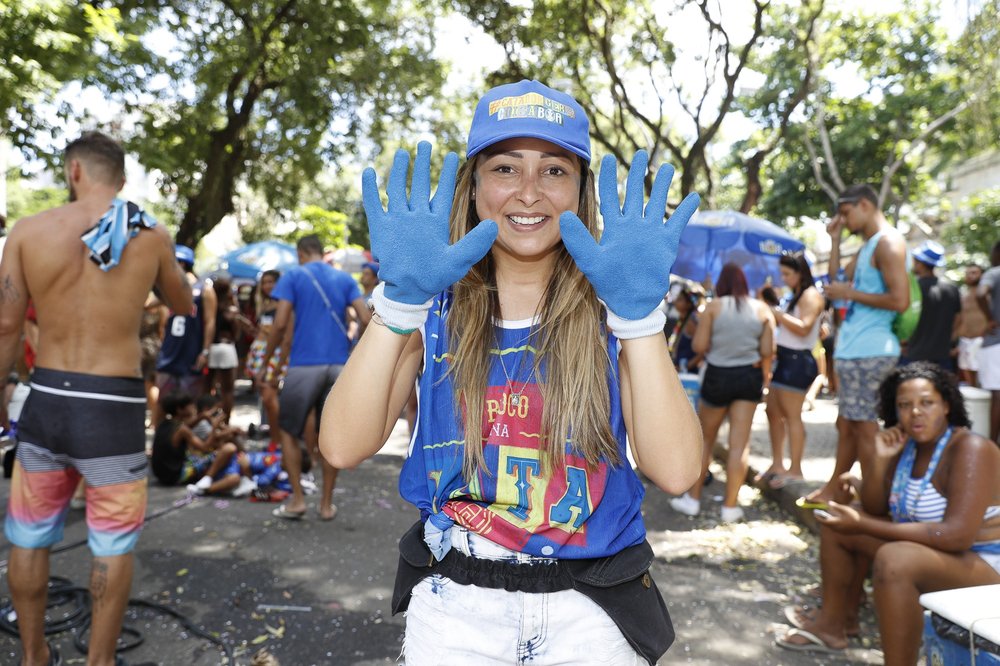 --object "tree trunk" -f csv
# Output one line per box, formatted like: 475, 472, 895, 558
739, 153, 764, 213
176, 122, 249, 247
